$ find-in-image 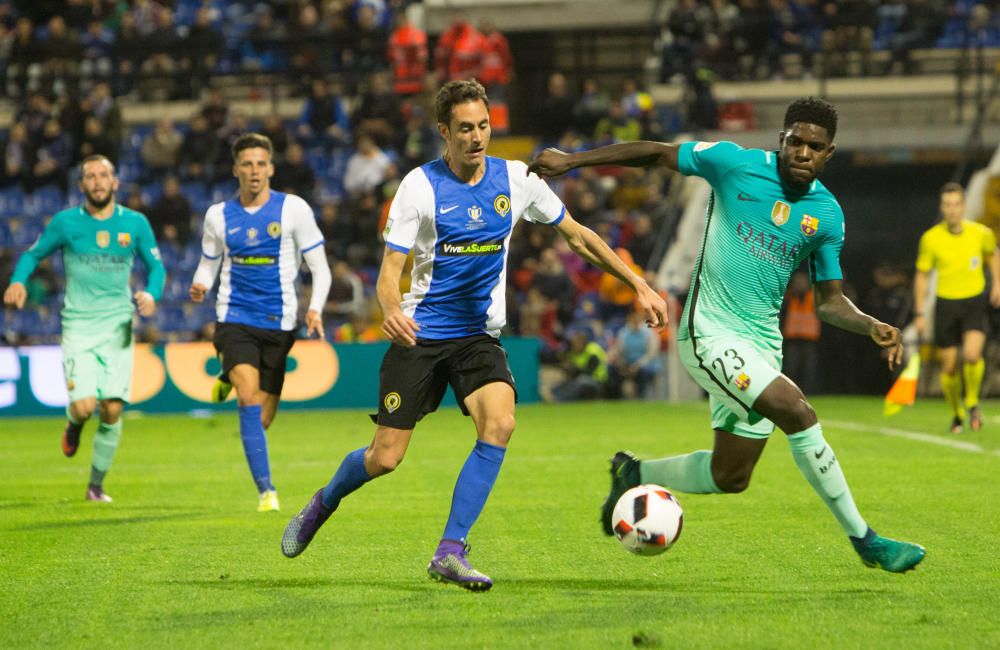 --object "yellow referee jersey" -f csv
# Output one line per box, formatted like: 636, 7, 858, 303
916, 221, 997, 299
